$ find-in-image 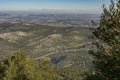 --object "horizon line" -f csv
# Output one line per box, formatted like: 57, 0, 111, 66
0, 9, 102, 14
